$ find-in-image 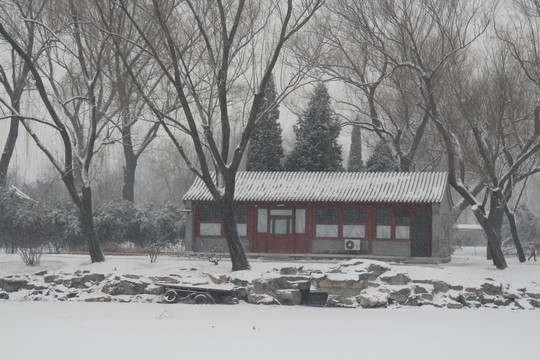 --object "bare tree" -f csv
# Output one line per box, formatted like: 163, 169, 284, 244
332, 0, 516, 268
0, 0, 119, 262
315, 0, 434, 172
97, 0, 324, 271
0, 0, 47, 186
103, 7, 162, 203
